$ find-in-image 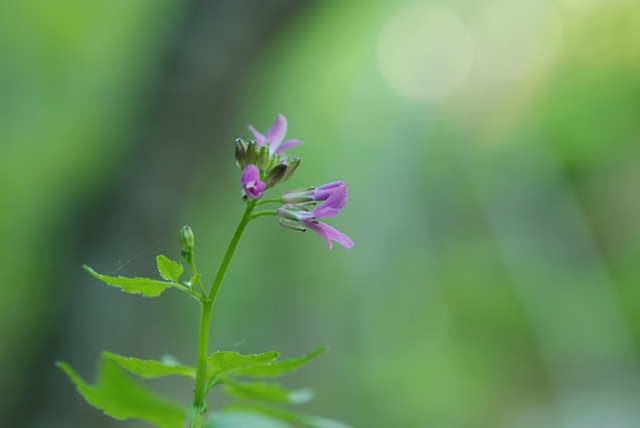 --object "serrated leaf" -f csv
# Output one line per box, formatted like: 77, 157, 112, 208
208, 351, 279, 379
223, 381, 314, 405
206, 410, 291, 428
156, 255, 184, 283
103, 352, 196, 379
227, 404, 352, 428
83, 265, 174, 297
236, 348, 325, 378
56, 359, 188, 428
